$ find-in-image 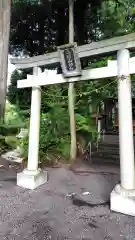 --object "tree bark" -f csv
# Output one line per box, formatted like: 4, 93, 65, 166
68, 0, 77, 162
0, 0, 11, 118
